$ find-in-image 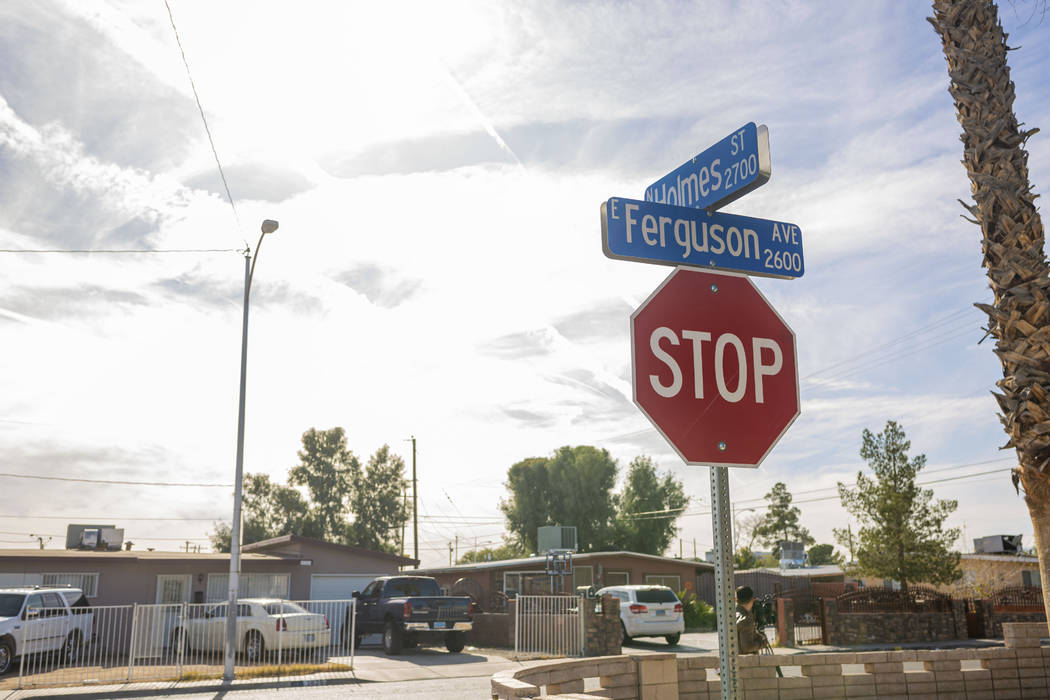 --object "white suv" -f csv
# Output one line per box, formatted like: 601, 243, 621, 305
596, 584, 684, 646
